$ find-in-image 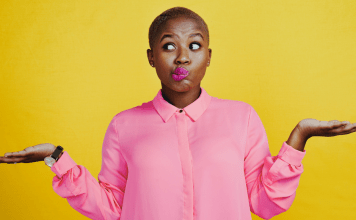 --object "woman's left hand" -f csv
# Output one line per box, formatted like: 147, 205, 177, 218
297, 119, 356, 139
